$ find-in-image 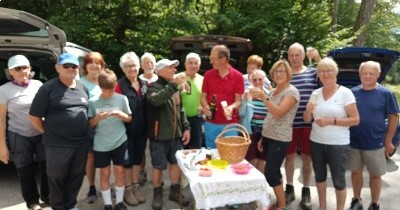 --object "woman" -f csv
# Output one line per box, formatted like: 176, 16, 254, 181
80, 52, 106, 204
0, 55, 48, 210
177, 52, 204, 149
115, 52, 147, 206
251, 60, 299, 210
239, 69, 268, 172
303, 57, 359, 210
243, 55, 272, 91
